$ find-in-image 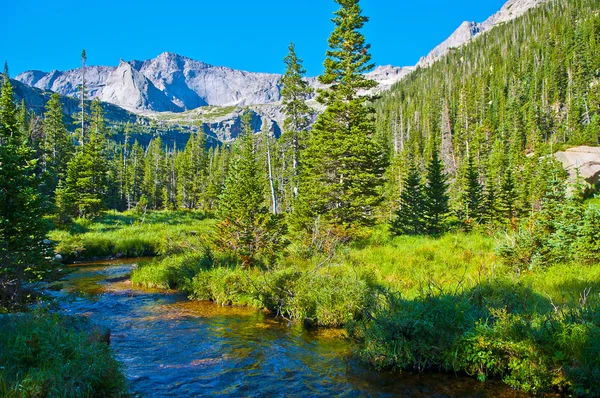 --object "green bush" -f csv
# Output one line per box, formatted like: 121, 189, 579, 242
0, 314, 126, 397
131, 253, 210, 290
353, 282, 600, 396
